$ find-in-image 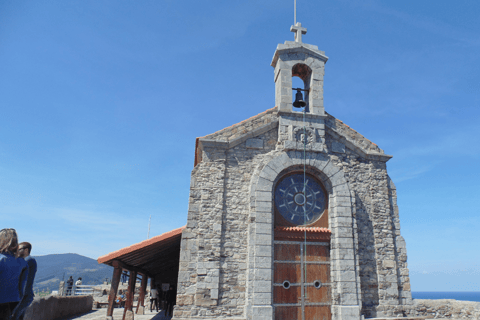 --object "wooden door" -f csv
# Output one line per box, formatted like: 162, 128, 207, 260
273, 240, 331, 320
